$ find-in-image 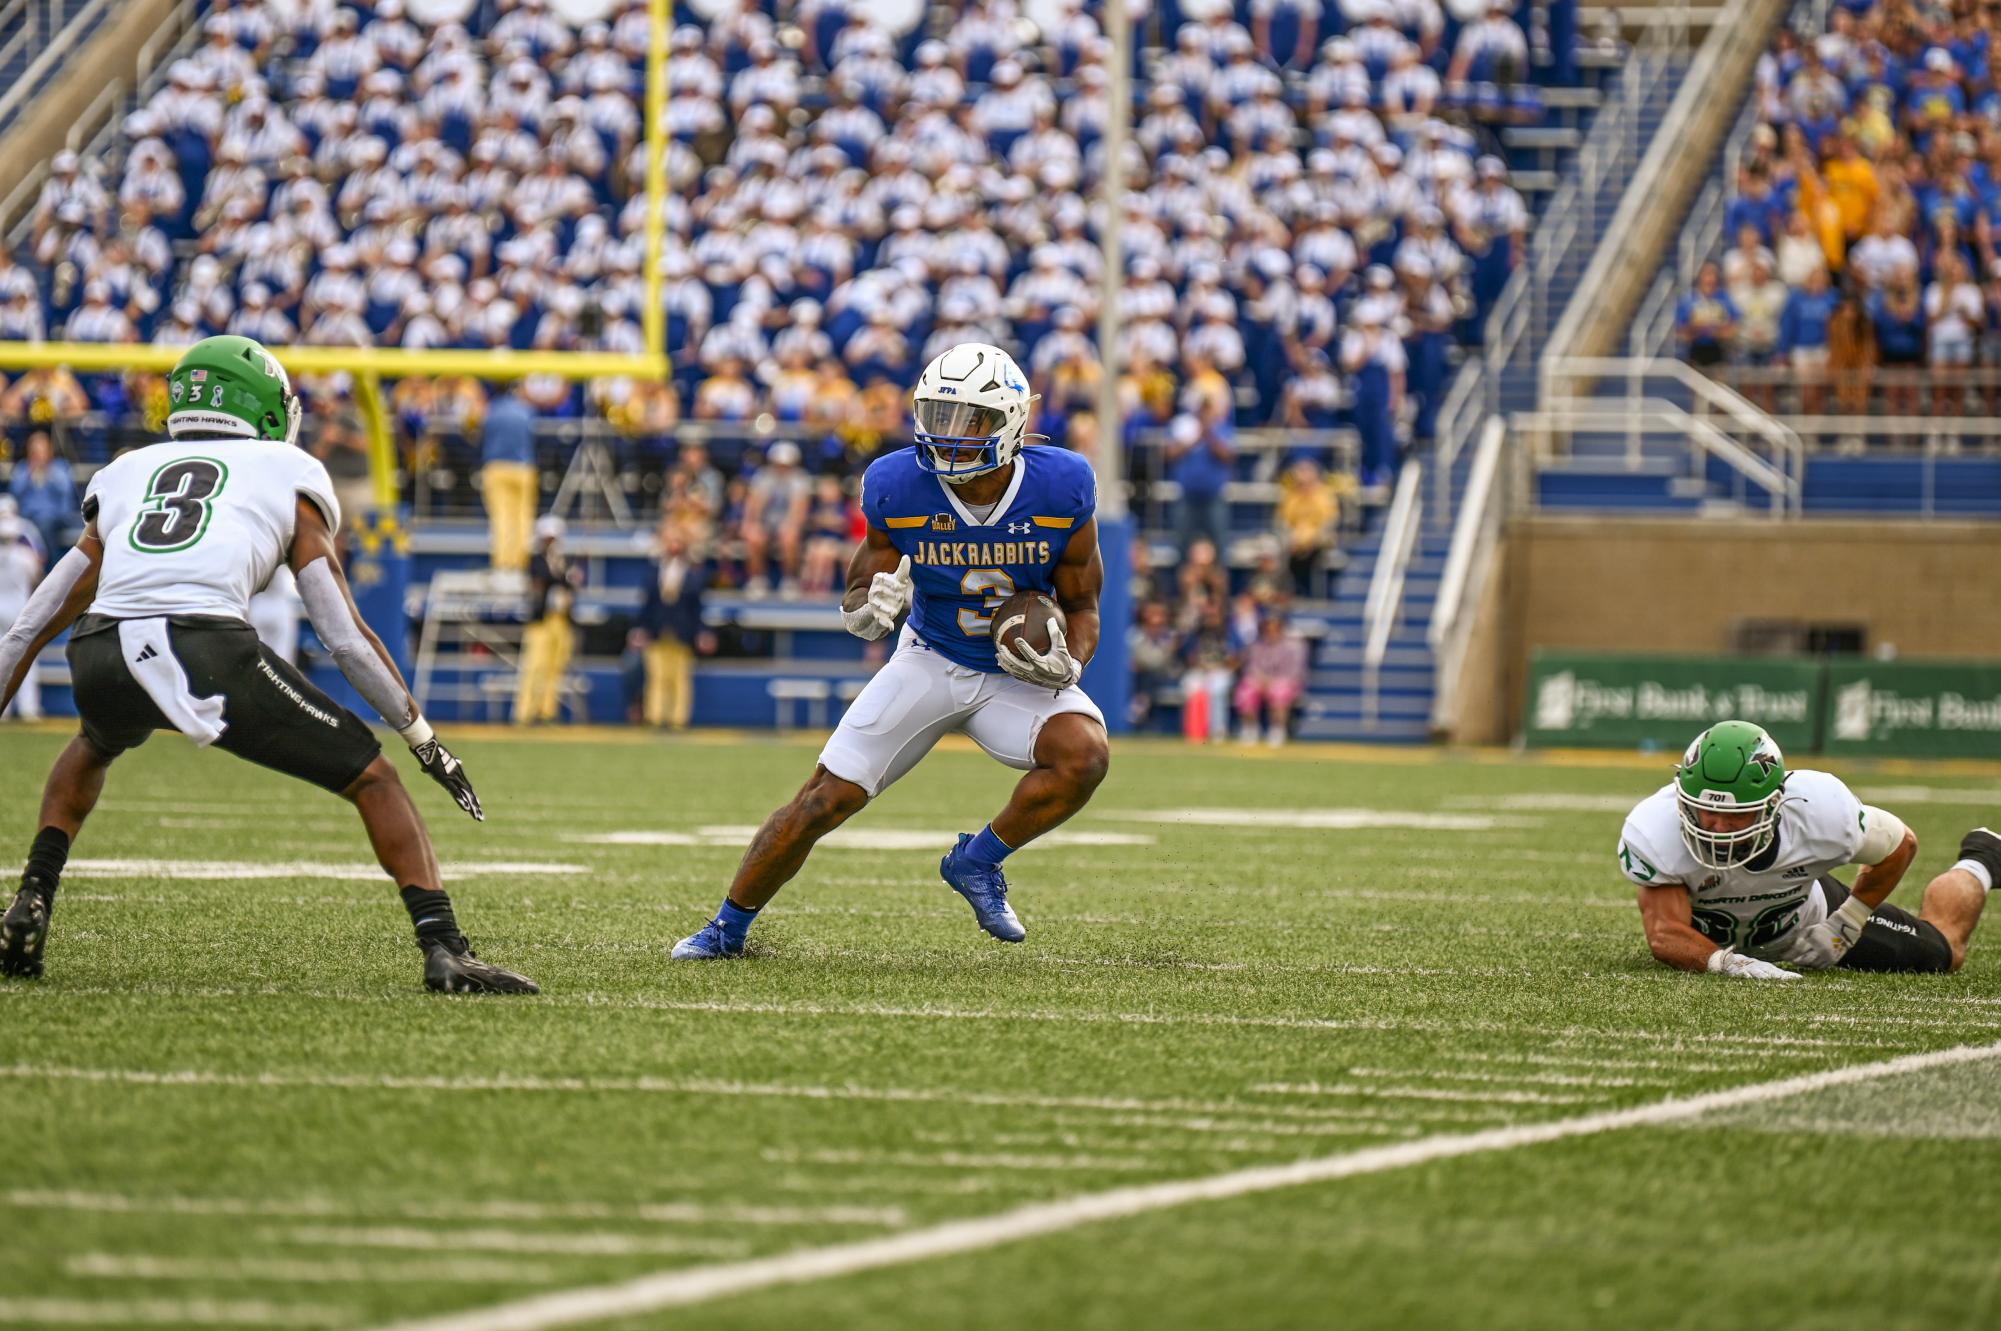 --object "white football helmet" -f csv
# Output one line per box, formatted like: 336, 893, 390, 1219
910, 342, 1038, 484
